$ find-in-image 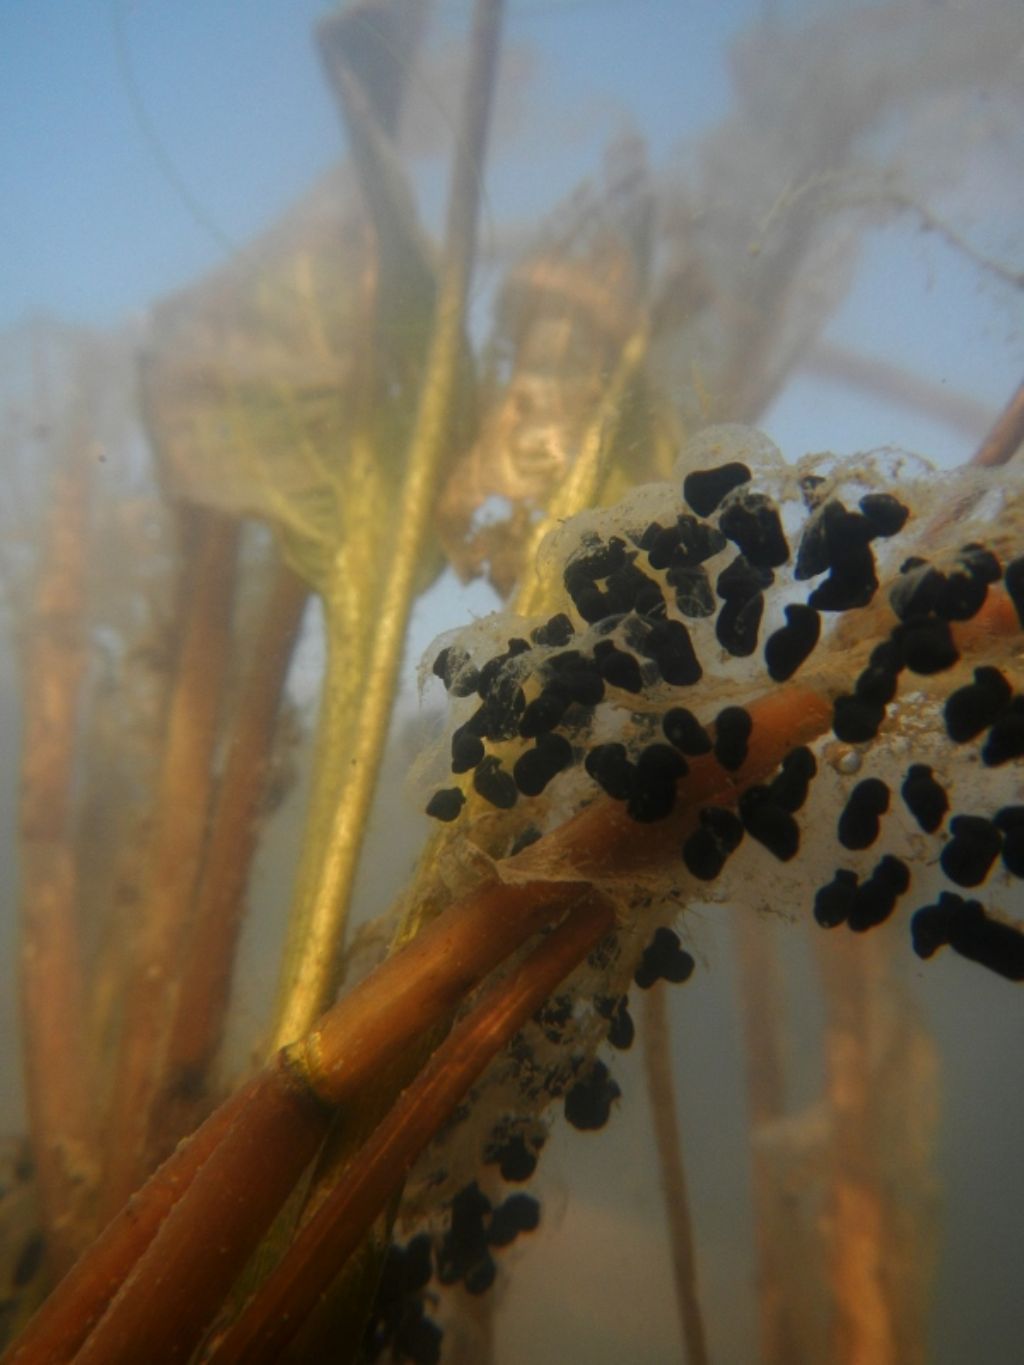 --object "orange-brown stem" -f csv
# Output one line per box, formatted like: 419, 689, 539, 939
80, 869, 594, 1365
302, 876, 590, 1106
153, 560, 308, 1152
101, 507, 240, 1218
5, 1076, 265, 1365
298, 687, 827, 1116
3, 878, 583, 1365
816, 935, 895, 1365
206, 895, 615, 1365
73, 1060, 333, 1365
970, 374, 1024, 468
735, 918, 808, 1364
17, 390, 95, 1276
